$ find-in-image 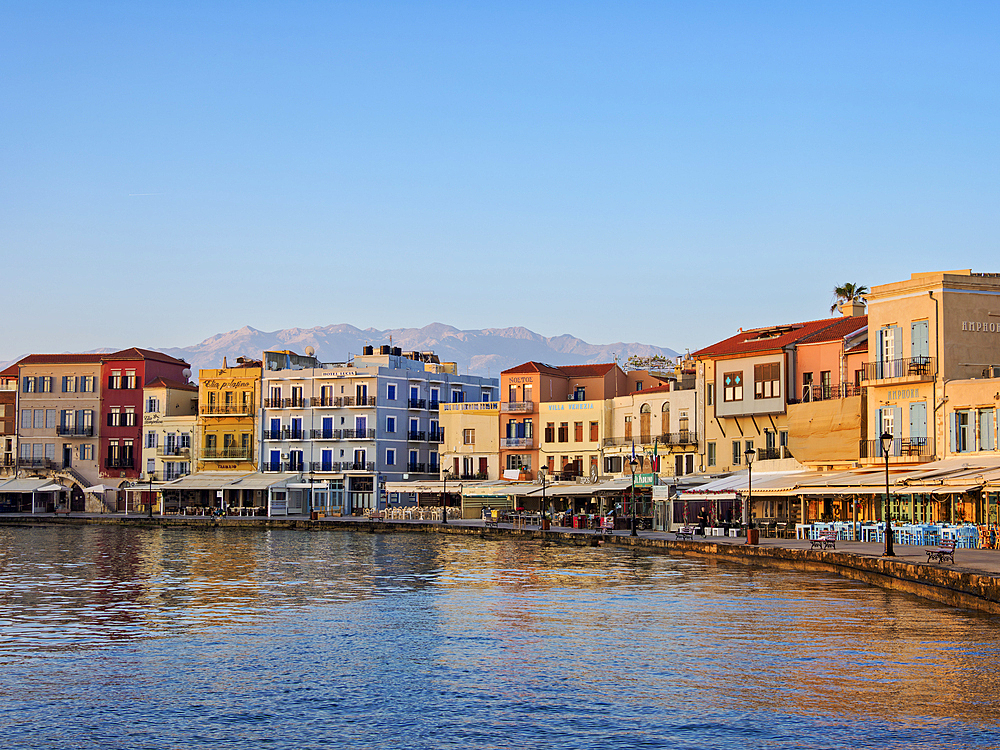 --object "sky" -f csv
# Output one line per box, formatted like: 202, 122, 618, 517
2, 1, 998, 362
